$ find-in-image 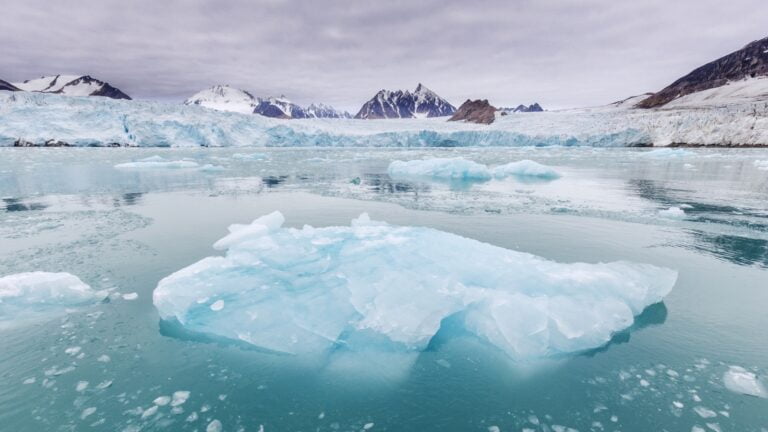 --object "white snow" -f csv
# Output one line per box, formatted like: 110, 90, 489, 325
184, 85, 257, 114
664, 77, 768, 108
388, 157, 492, 180
722, 366, 767, 398
13, 75, 81, 92
153, 212, 677, 360
0, 272, 104, 327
